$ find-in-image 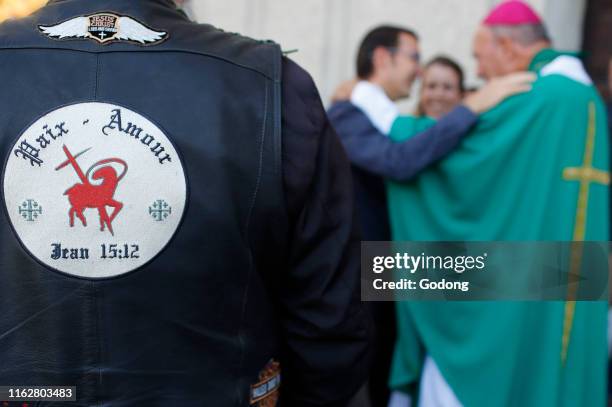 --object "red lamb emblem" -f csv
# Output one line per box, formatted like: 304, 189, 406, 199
55, 145, 127, 235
